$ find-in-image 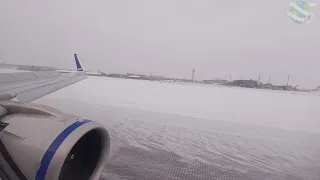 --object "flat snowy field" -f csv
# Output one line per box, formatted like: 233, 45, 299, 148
36, 77, 320, 180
